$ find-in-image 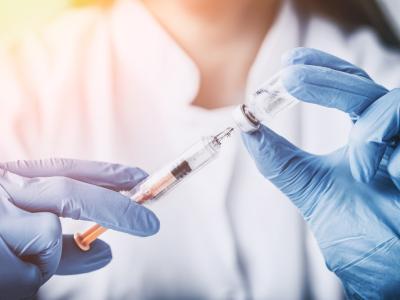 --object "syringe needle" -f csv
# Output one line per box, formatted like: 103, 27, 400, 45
214, 127, 235, 144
